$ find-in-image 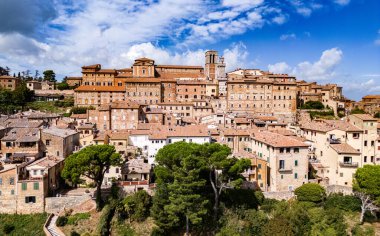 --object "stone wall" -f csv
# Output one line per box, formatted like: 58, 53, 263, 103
263, 191, 295, 201
326, 184, 353, 195
45, 194, 92, 213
